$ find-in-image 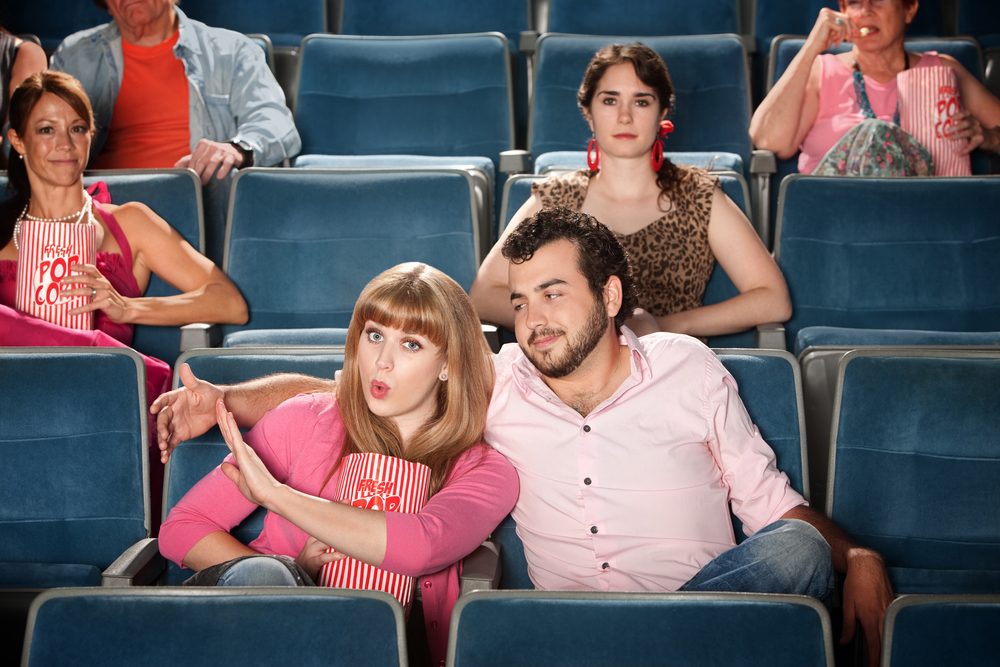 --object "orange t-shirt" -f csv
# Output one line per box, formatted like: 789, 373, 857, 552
92, 30, 190, 169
